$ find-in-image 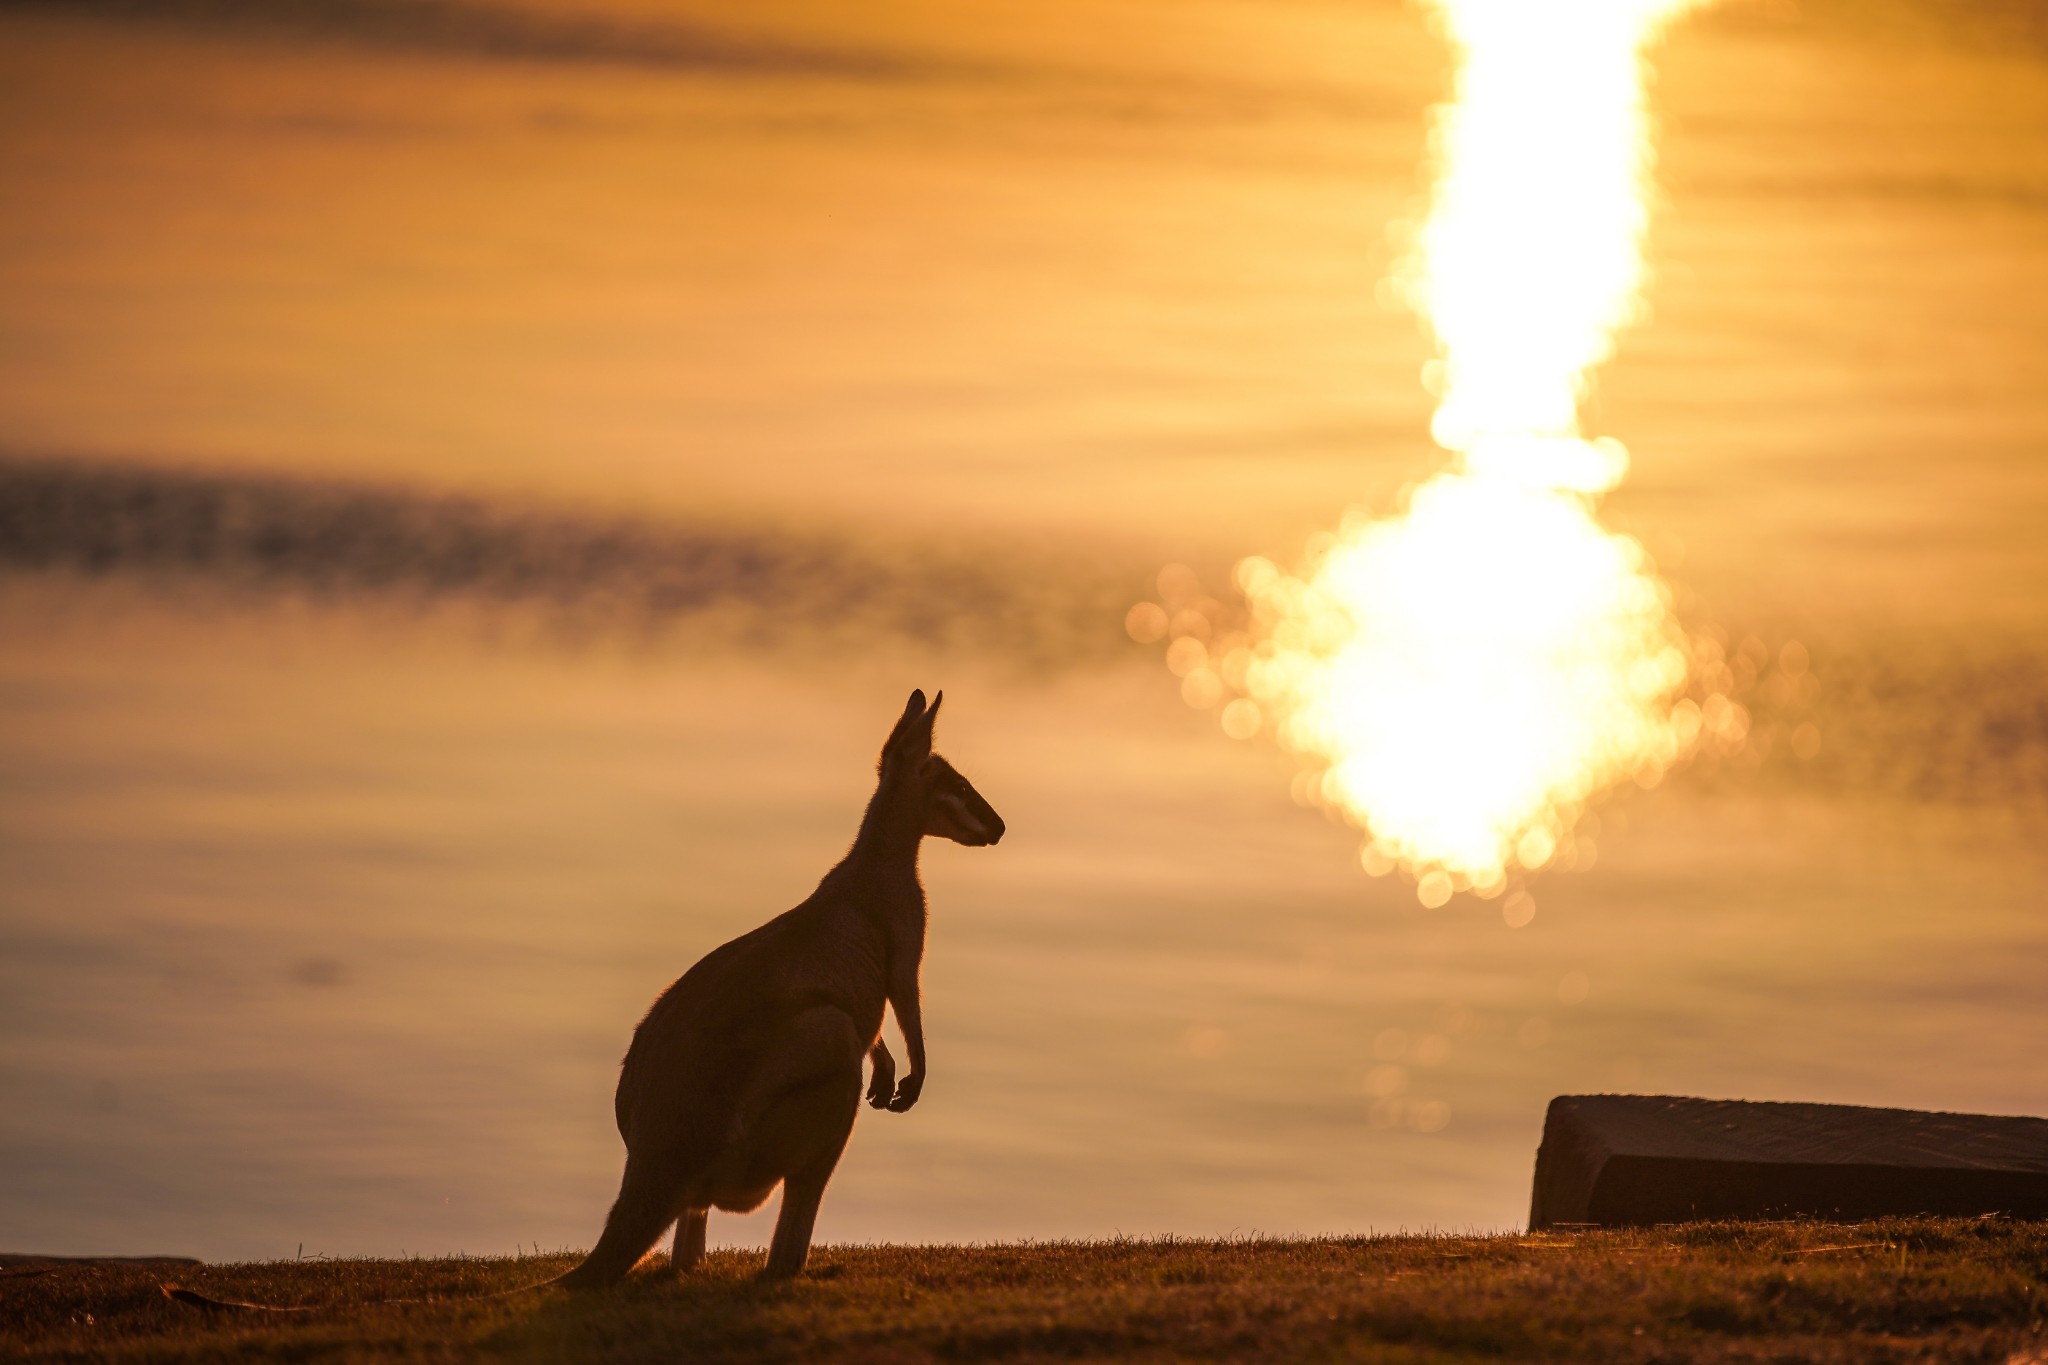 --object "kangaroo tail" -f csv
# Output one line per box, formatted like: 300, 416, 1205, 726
165, 1160, 683, 1309
551, 1159, 682, 1293
161, 1284, 315, 1313
160, 1273, 570, 1313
